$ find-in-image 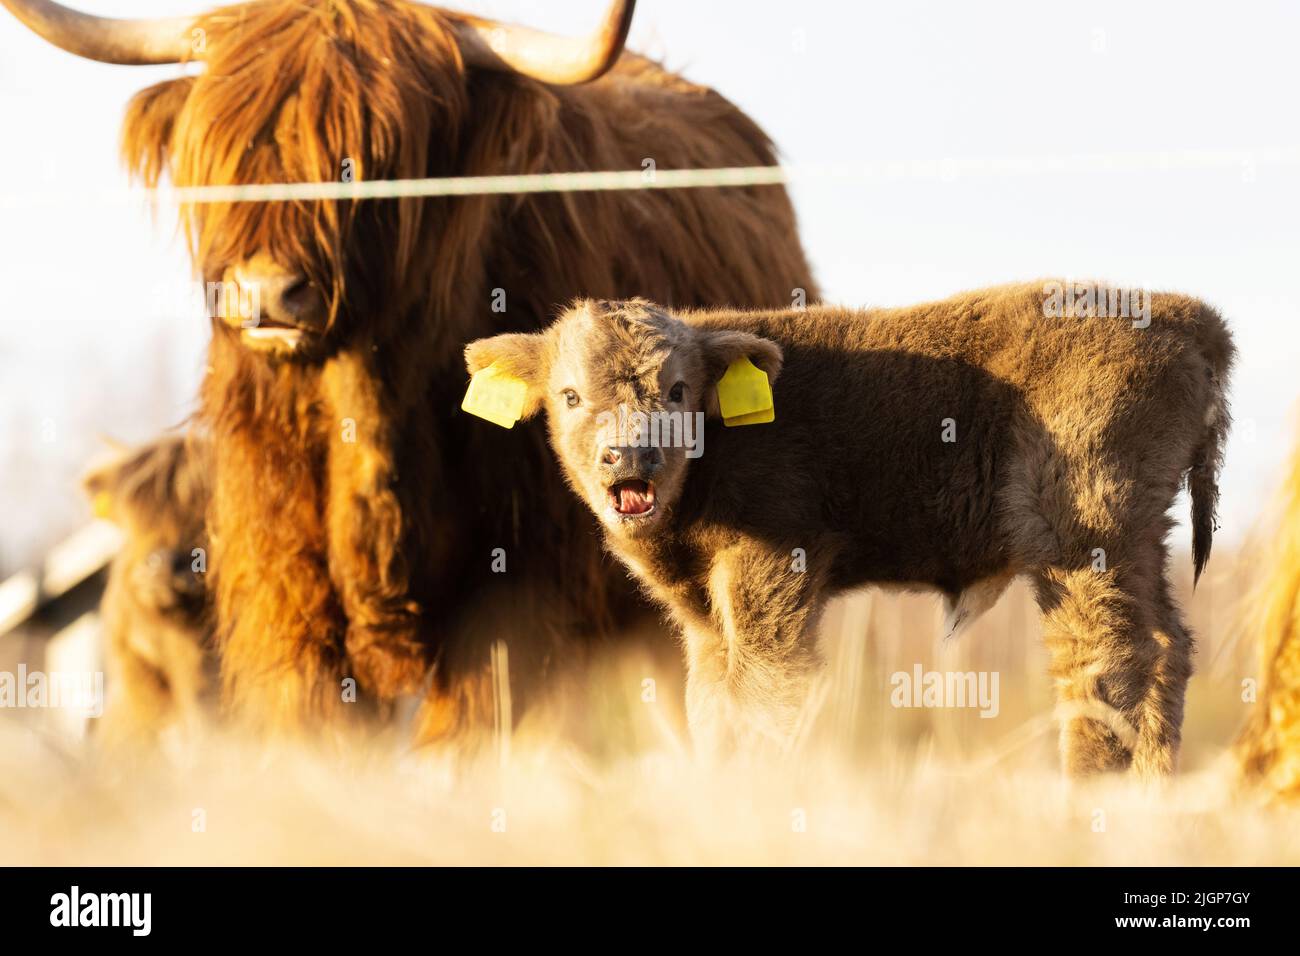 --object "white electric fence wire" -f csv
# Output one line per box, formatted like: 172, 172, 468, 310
2, 146, 1296, 209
